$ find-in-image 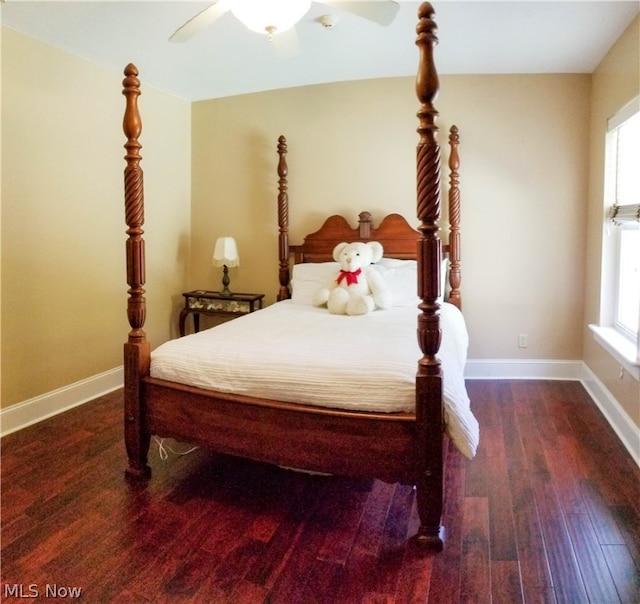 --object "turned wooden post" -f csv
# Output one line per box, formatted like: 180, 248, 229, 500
277, 135, 291, 301
358, 211, 372, 239
414, 2, 445, 550
447, 125, 462, 309
122, 63, 151, 481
